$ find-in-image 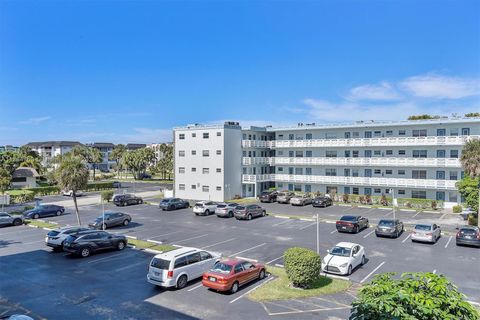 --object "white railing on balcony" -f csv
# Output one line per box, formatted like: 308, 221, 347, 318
242, 157, 271, 165
272, 174, 458, 190
242, 174, 275, 183
241, 135, 475, 149
269, 157, 461, 168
